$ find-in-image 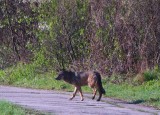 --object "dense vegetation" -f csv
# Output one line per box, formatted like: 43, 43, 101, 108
1, 0, 160, 74
0, 0, 160, 109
